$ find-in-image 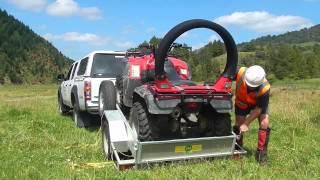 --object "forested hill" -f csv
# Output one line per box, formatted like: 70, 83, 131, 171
0, 9, 73, 84
236, 24, 320, 81
242, 25, 320, 46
